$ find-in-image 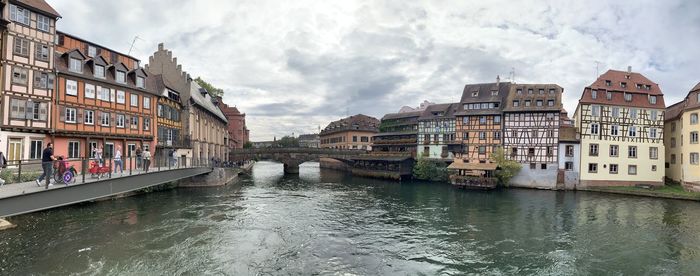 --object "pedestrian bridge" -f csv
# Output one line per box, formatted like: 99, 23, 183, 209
230, 148, 367, 173
0, 164, 213, 218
